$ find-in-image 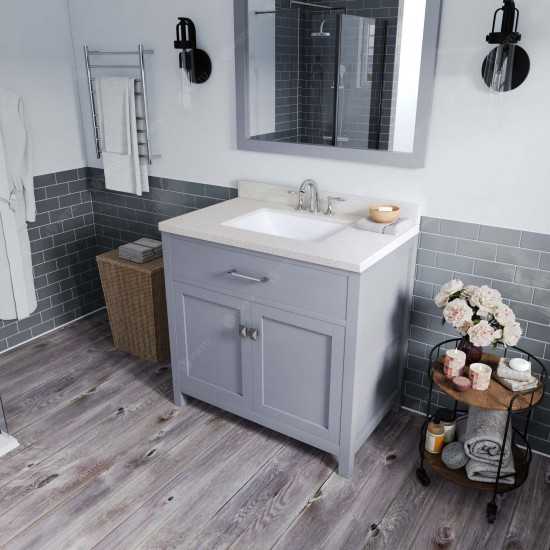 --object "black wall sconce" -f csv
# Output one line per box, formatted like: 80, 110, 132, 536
174, 18, 212, 84
482, 0, 530, 92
